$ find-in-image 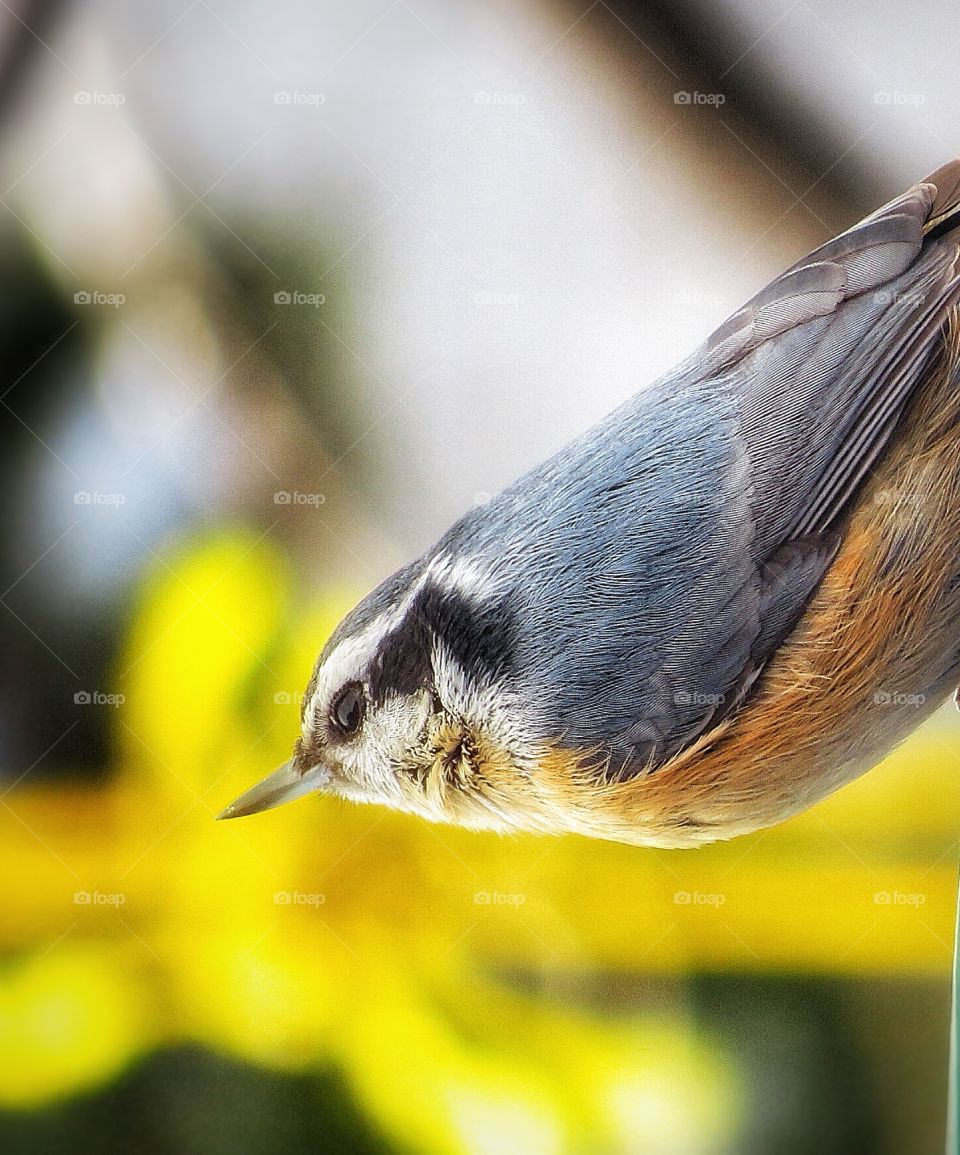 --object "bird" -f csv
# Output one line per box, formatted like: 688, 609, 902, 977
219, 159, 960, 848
